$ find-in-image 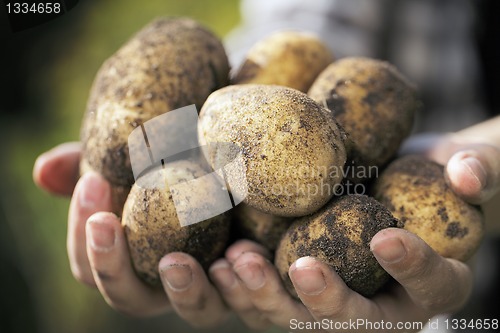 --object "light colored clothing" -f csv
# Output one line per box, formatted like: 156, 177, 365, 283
225, 0, 487, 134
